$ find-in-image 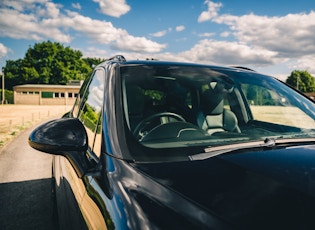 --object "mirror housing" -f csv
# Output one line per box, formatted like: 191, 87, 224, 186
29, 118, 89, 177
